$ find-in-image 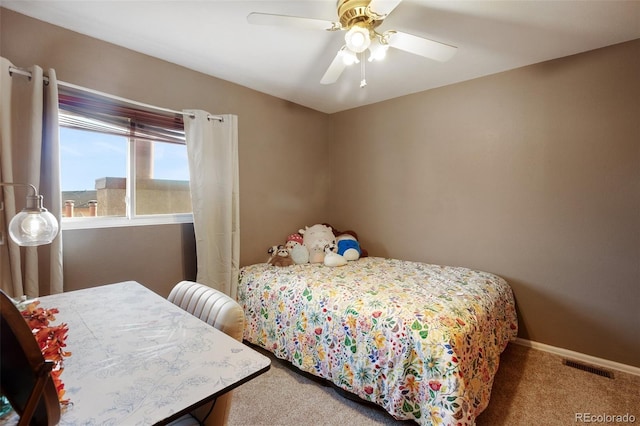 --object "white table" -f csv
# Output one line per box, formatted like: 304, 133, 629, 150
33, 281, 270, 425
